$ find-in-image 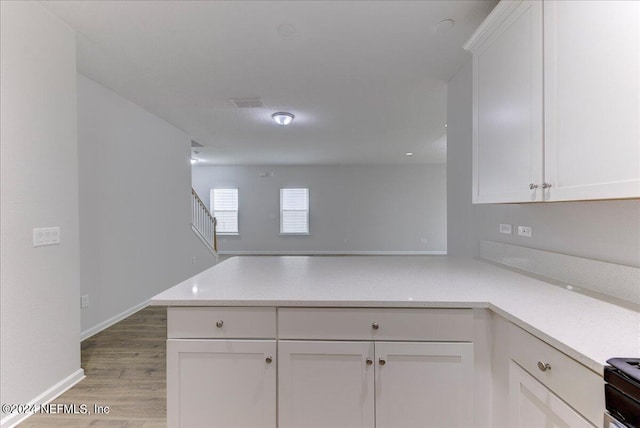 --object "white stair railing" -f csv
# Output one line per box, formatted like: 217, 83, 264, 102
191, 188, 217, 254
